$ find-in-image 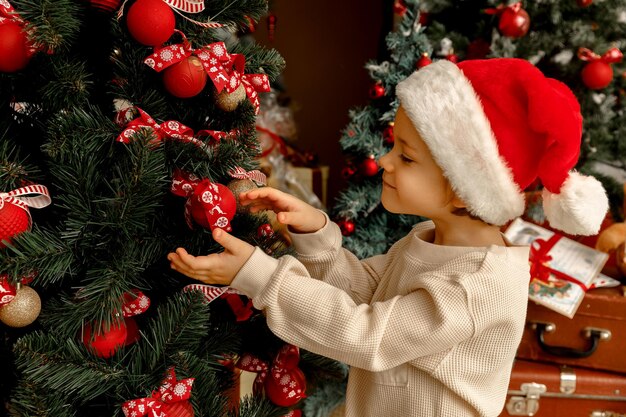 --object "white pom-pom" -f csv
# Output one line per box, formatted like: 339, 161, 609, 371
542, 171, 608, 236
